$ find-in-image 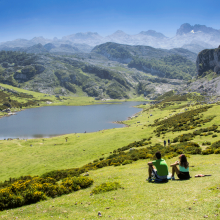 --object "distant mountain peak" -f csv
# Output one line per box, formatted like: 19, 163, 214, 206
139, 30, 167, 38
61, 32, 103, 43
108, 30, 129, 37
176, 23, 220, 35
113, 30, 127, 34
31, 36, 45, 40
